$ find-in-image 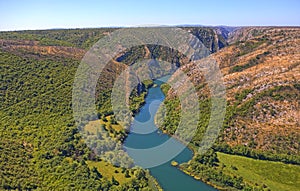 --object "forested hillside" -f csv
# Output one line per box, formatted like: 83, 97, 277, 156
0, 28, 157, 190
